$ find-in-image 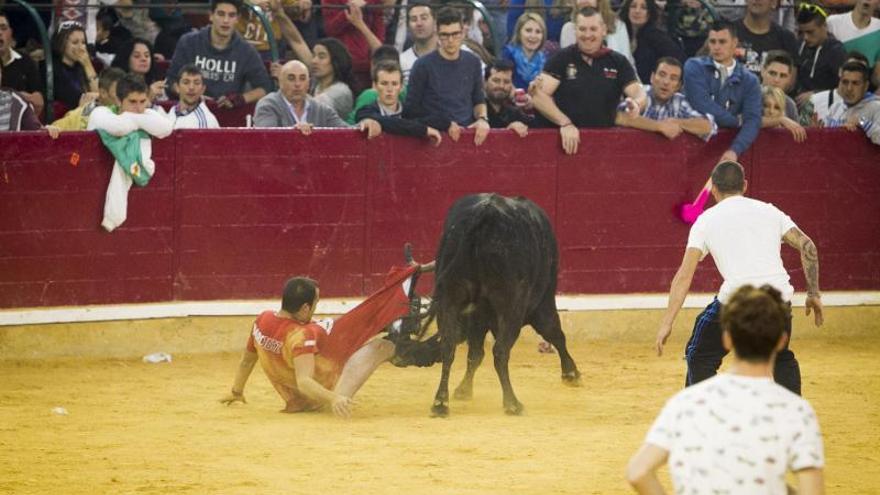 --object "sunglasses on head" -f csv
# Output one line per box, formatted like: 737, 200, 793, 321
57, 20, 83, 31
797, 2, 827, 18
